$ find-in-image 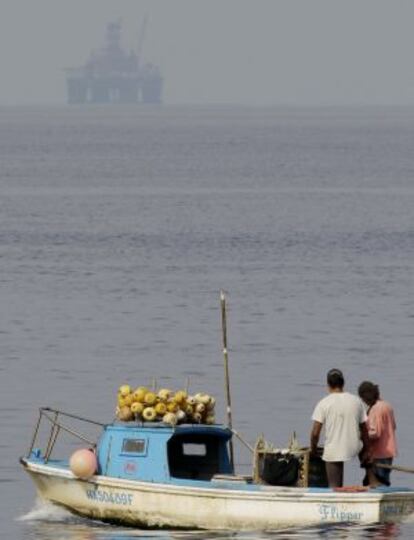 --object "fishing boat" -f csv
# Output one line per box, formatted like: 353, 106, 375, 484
20, 293, 414, 529
20, 408, 414, 530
